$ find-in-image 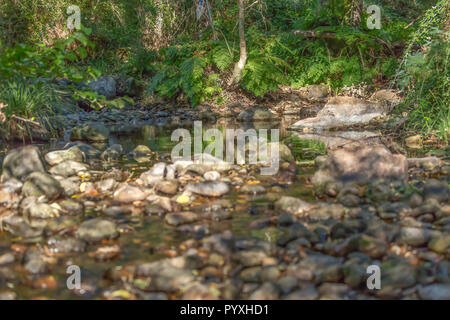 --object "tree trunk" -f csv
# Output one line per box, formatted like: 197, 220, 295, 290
228, 0, 247, 86
155, 0, 164, 48
349, 0, 363, 27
